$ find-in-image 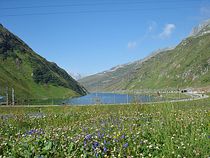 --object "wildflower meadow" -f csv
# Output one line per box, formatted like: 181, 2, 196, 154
0, 98, 209, 157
